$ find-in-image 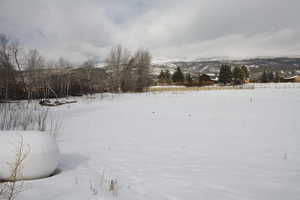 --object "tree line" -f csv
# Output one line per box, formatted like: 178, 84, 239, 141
158, 67, 214, 86
158, 65, 249, 86
0, 33, 152, 101
260, 70, 281, 83
219, 65, 249, 85
219, 65, 285, 84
